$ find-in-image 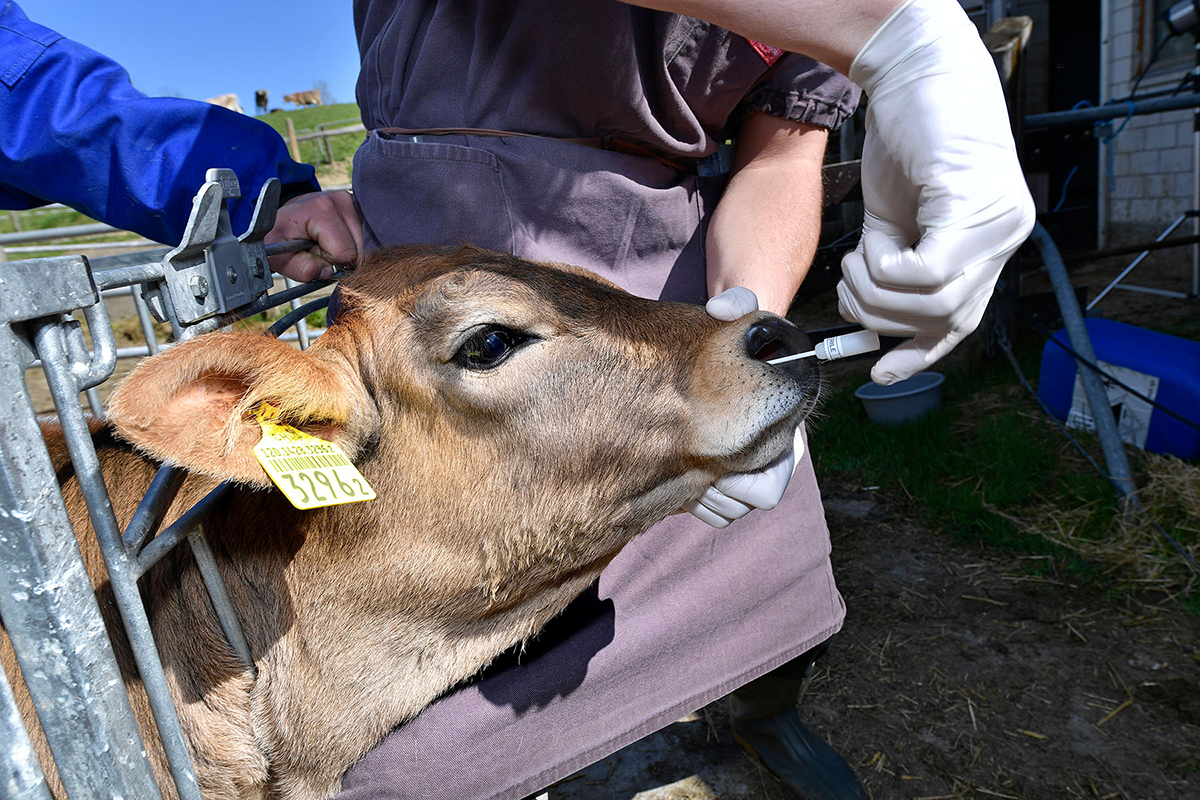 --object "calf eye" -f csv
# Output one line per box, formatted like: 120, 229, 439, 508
454, 327, 531, 370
